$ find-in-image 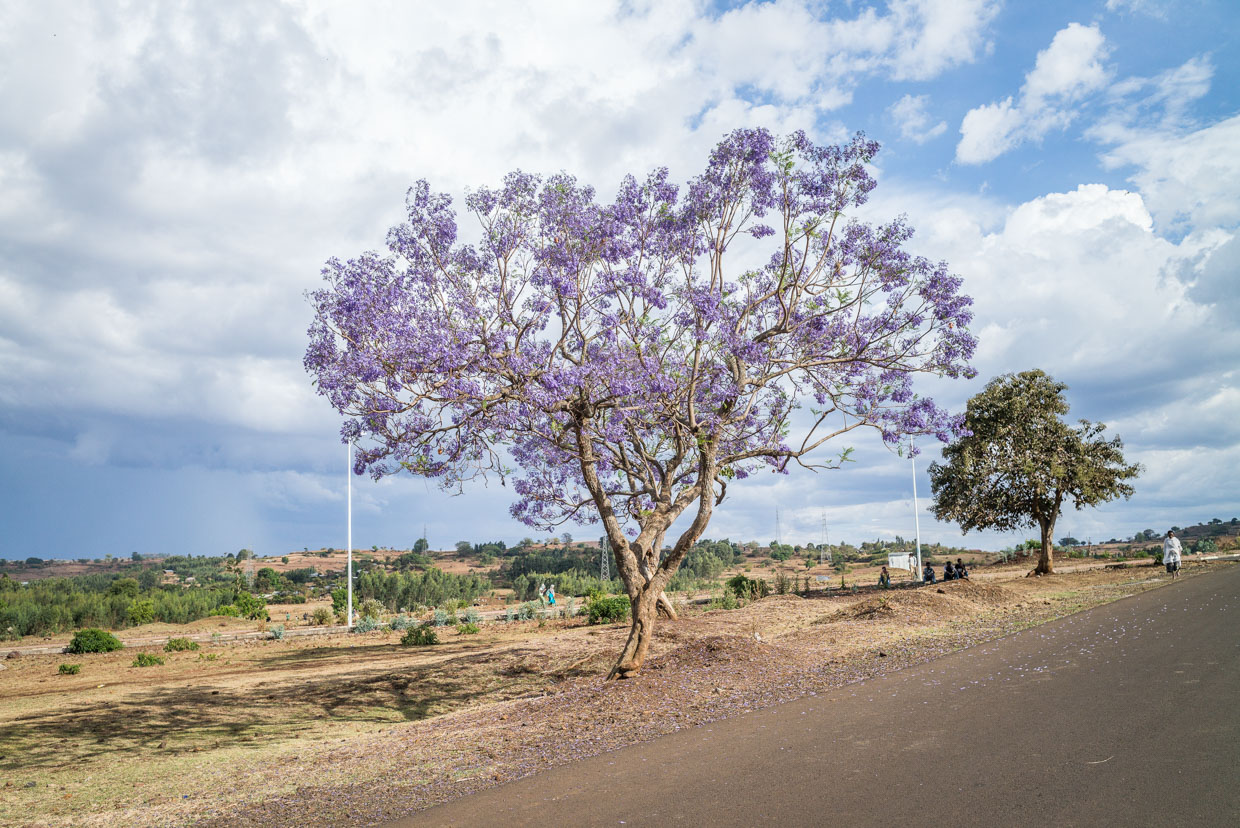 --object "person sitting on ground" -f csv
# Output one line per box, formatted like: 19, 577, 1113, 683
878, 566, 891, 588
1163, 530, 1182, 579
923, 562, 936, 584
943, 560, 956, 581
955, 558, 969, 579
